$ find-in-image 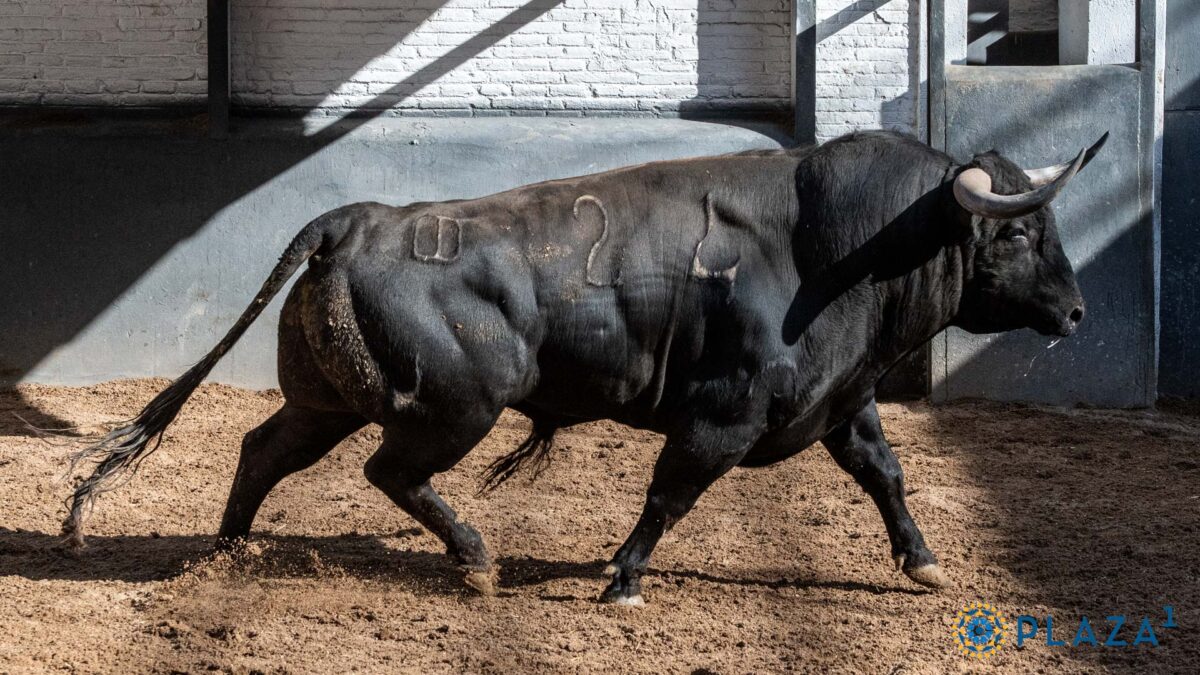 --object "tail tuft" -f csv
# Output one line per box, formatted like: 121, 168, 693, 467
477, 421, 558, 495
60, 356, 216, 547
